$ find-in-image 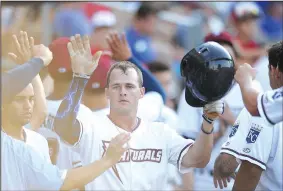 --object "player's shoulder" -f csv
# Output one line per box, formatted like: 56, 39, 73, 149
24, 128, 48, 145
